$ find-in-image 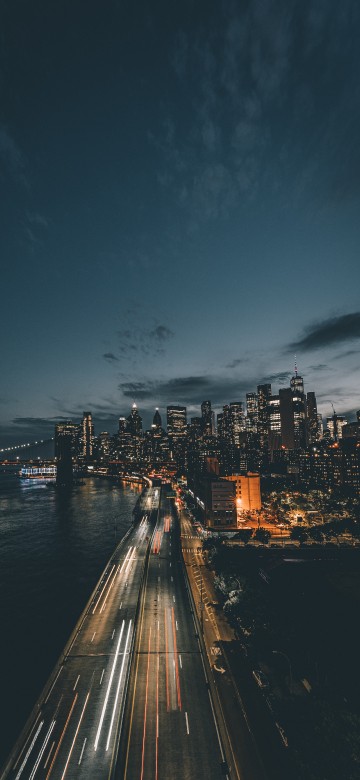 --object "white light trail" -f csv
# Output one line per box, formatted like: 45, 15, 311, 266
29, 721, 56, 780
92, 565, 116, 614
105, 619, 132, 751
94, 621, 125, 751
14, 721, 44, 780
60, 690, 90, 779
